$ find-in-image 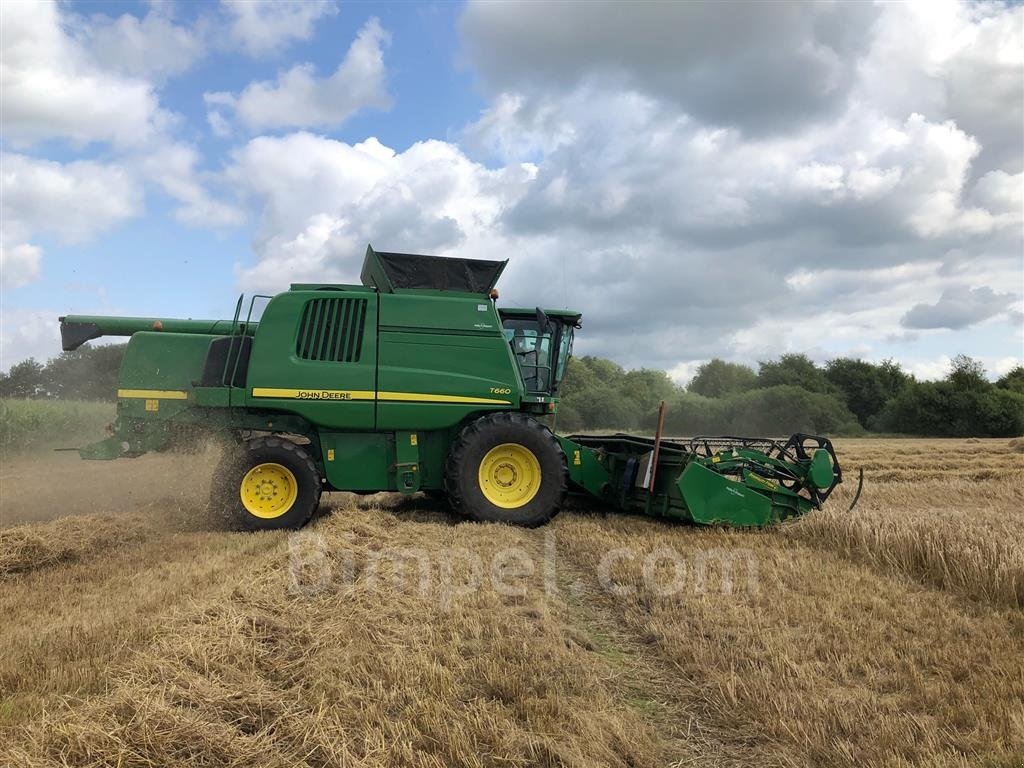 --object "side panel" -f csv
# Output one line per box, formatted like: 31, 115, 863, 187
116, 332, 213, 419
243, 290, 379, 429
318, 428, 451, 492
320, 432, 391, 491
375, 293, 522, 430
